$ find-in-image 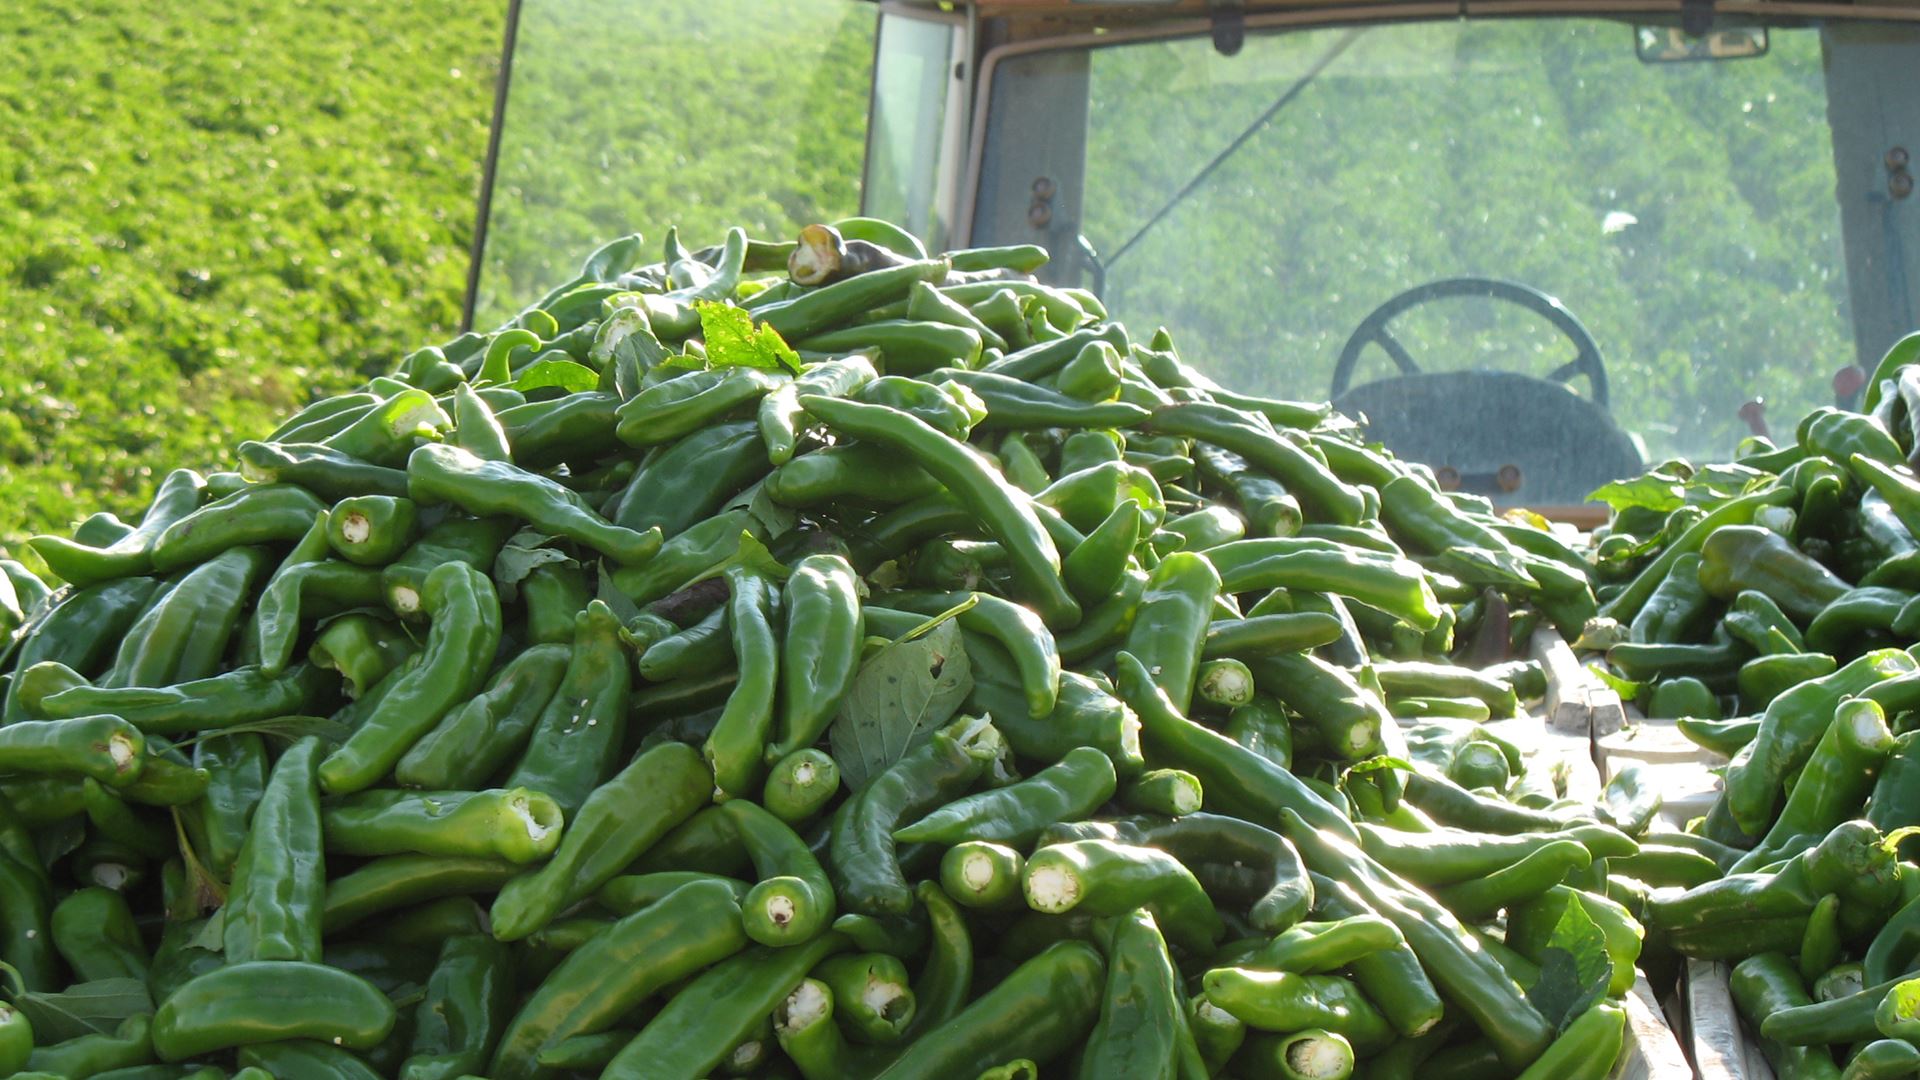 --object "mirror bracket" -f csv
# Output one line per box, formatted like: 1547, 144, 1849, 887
1208, 0, 1246, 56
1681, 0, 1715, 38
